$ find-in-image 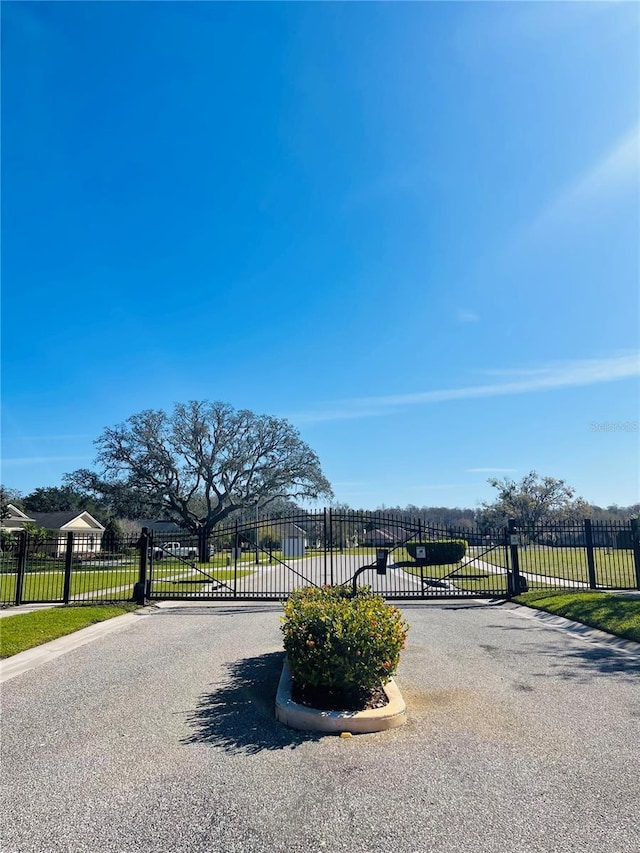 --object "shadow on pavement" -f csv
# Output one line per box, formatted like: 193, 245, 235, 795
153, 604, 283, 617
399, 600, 506, 612
182, 651, 324, 753
538, 642, 640, 682
486, 623, 640, 682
